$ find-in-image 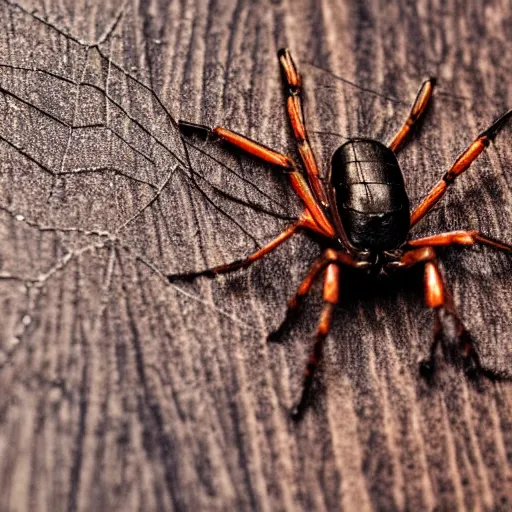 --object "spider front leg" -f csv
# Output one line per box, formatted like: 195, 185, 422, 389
388, 77, 436, 153
406, 232, 511, 378
273, 249, 367, 419
411, 109, 512, 227
177, 121, 334, 237
267, 251, 335, 343
278, 48, 329, 207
